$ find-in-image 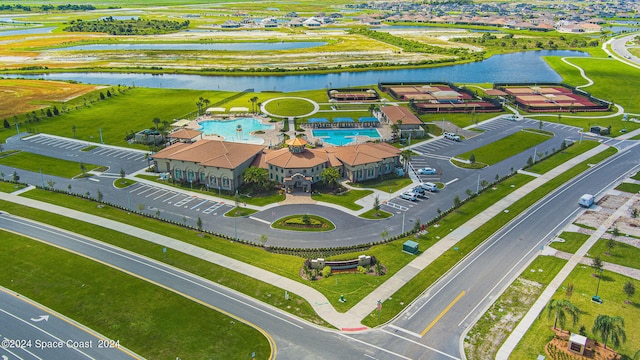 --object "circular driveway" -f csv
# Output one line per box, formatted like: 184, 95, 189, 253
260, 97, 319, 118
